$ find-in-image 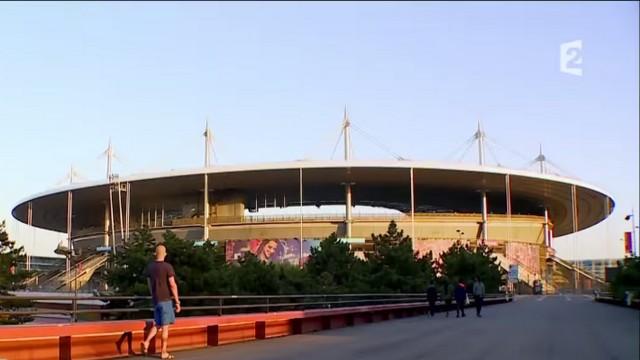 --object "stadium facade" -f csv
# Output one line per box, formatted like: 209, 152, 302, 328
11, 121, 615, 292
